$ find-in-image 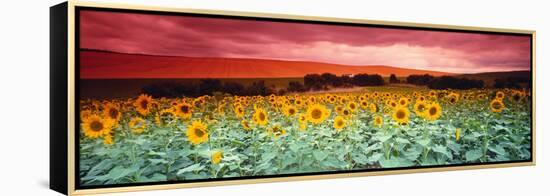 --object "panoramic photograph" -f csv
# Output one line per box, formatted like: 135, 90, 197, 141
77, 10, 532, 186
